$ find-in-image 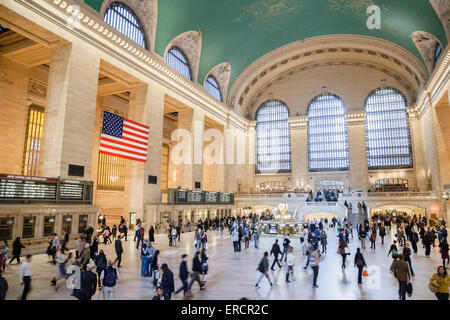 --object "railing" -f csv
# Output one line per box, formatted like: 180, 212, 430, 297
166, 188, 234, 205
366, 191, 437, 198
0, 174, 93, 205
